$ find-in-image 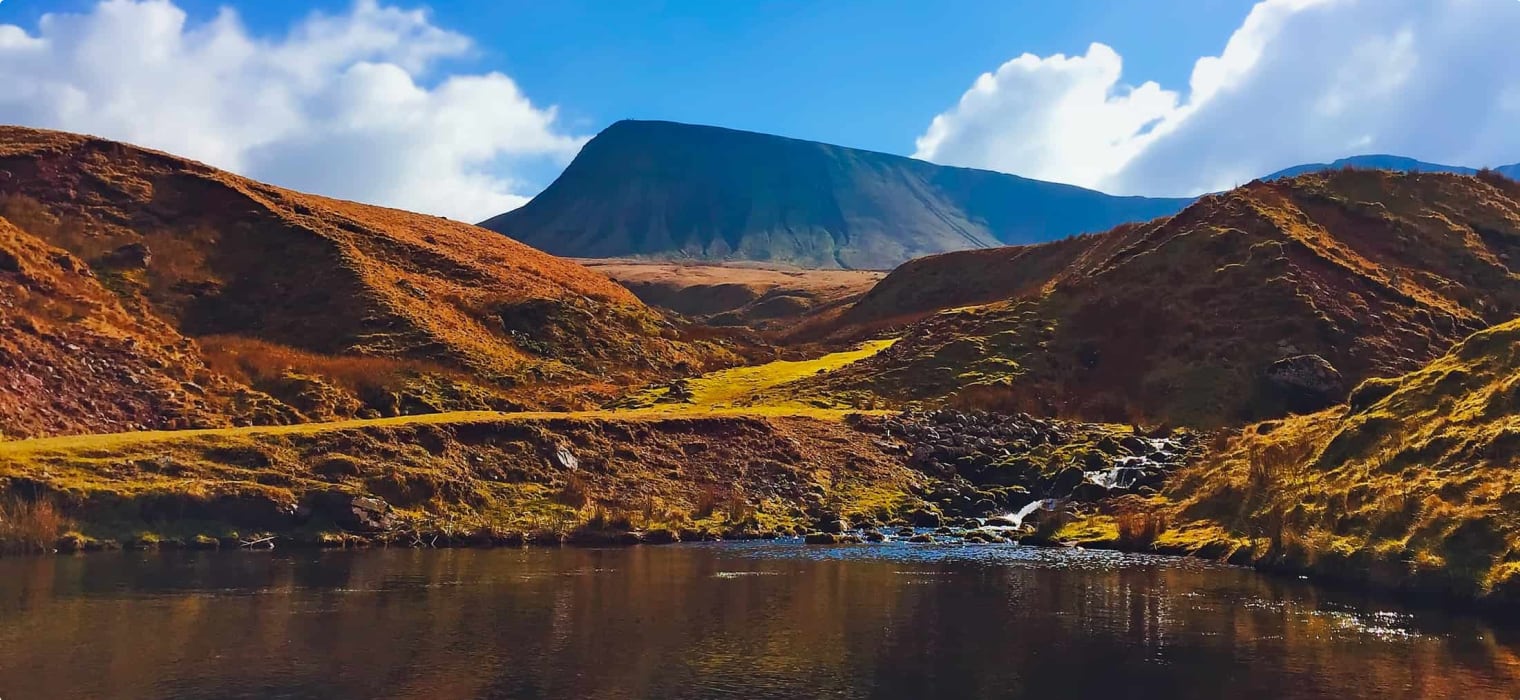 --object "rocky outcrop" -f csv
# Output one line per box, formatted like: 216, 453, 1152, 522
856, 409, 1198, 521
1265, 354, 1346, 412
